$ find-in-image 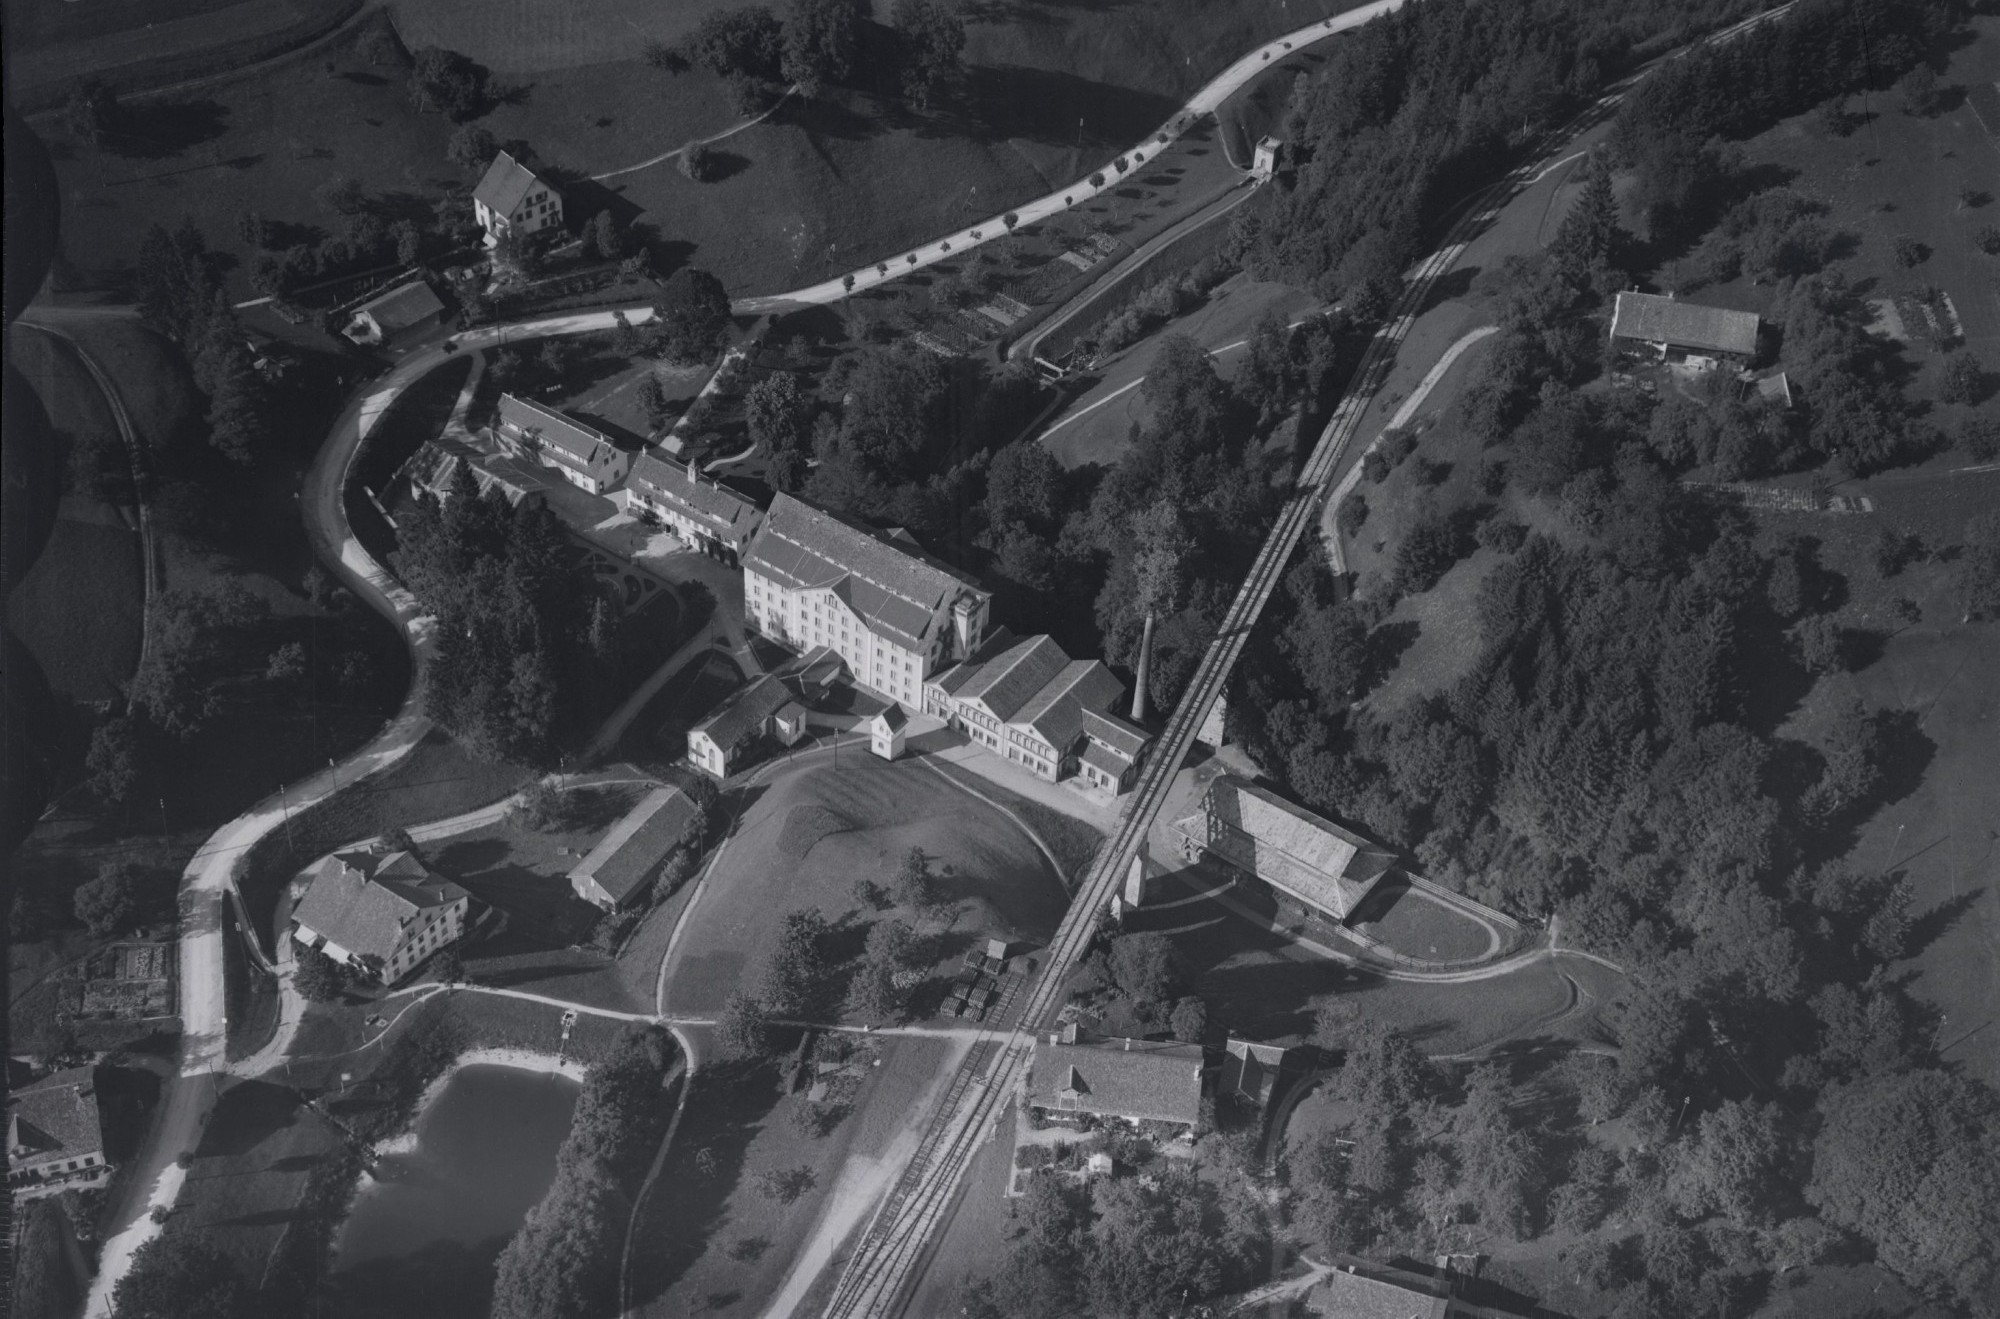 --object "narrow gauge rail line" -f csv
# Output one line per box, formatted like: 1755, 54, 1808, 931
819, 8, 1798, 1313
